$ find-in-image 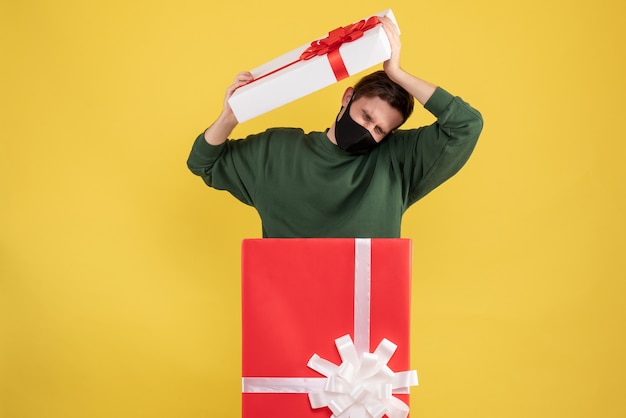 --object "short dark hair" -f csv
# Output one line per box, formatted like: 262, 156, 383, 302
352, 71, 414, 124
